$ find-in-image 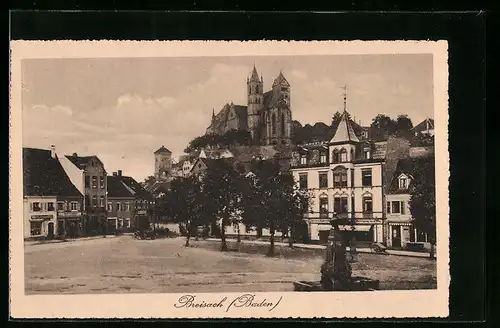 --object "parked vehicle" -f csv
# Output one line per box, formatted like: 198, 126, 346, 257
370, 242, 387, 254
133, 229, 157, 240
